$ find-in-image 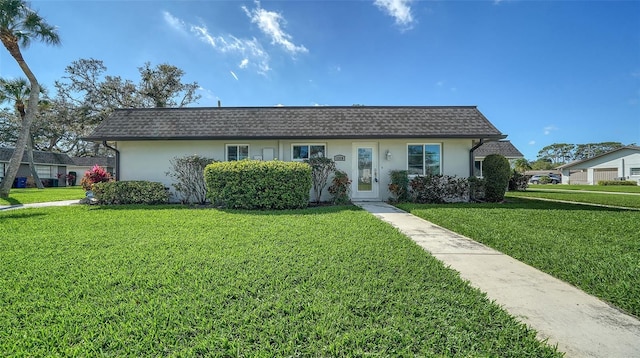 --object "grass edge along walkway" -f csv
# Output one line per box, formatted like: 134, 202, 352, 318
363, 201, 640, 358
